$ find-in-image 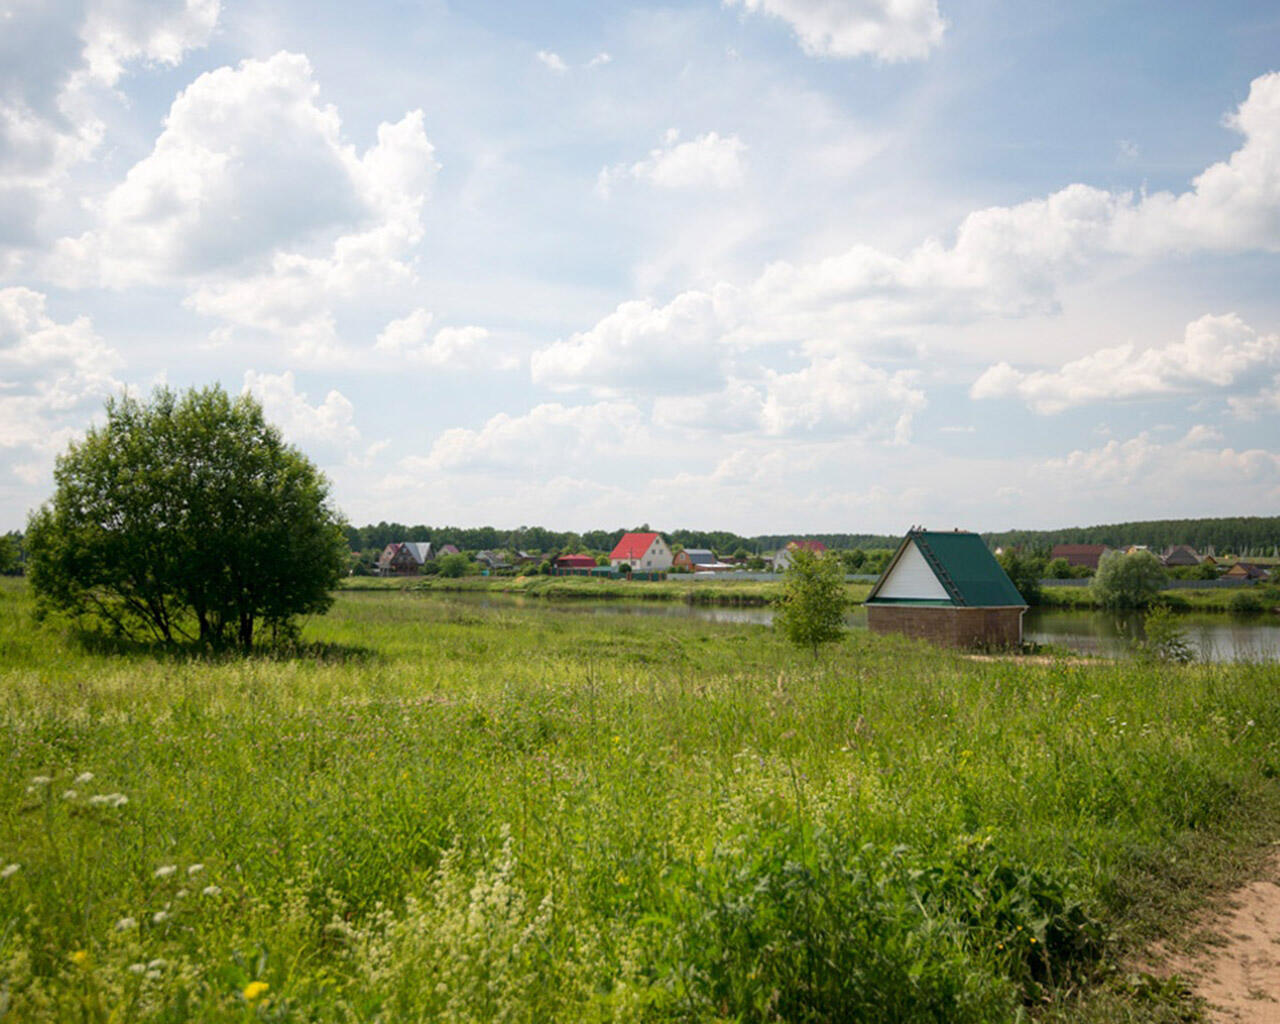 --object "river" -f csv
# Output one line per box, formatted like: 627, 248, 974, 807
426, 592, 1280, 662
